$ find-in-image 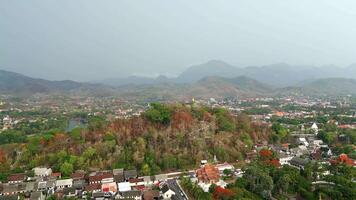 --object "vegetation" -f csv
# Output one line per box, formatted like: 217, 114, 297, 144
0, 104, 271, 181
